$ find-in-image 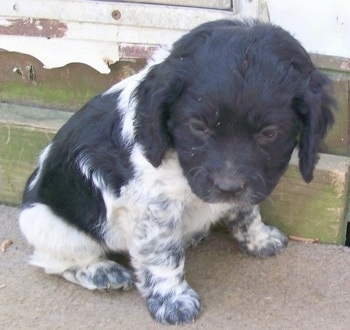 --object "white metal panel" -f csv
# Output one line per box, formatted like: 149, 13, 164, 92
0, 0, 259, 73
115, 0, 232, 10
267, 0, 350, 59
1, 1, 237, 29
0, 35, 120, 74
